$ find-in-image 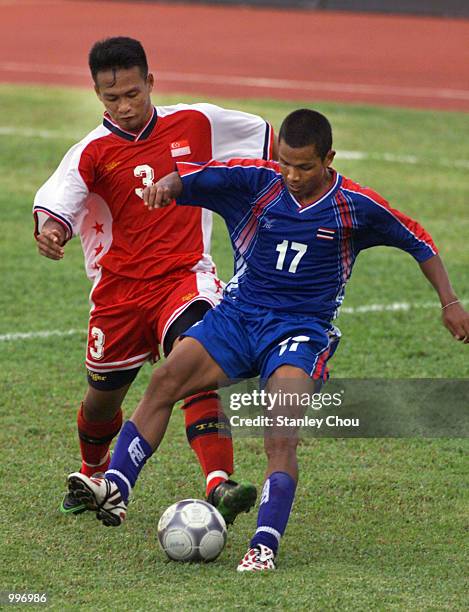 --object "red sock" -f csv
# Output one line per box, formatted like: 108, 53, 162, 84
77, 403, 123, 477
183, 392, 233, 496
